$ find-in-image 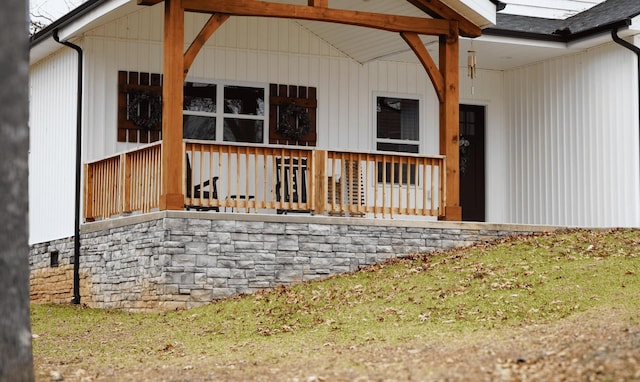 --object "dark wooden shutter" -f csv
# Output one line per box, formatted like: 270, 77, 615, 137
269, 84, 317, 146
117, 71, 163, 143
